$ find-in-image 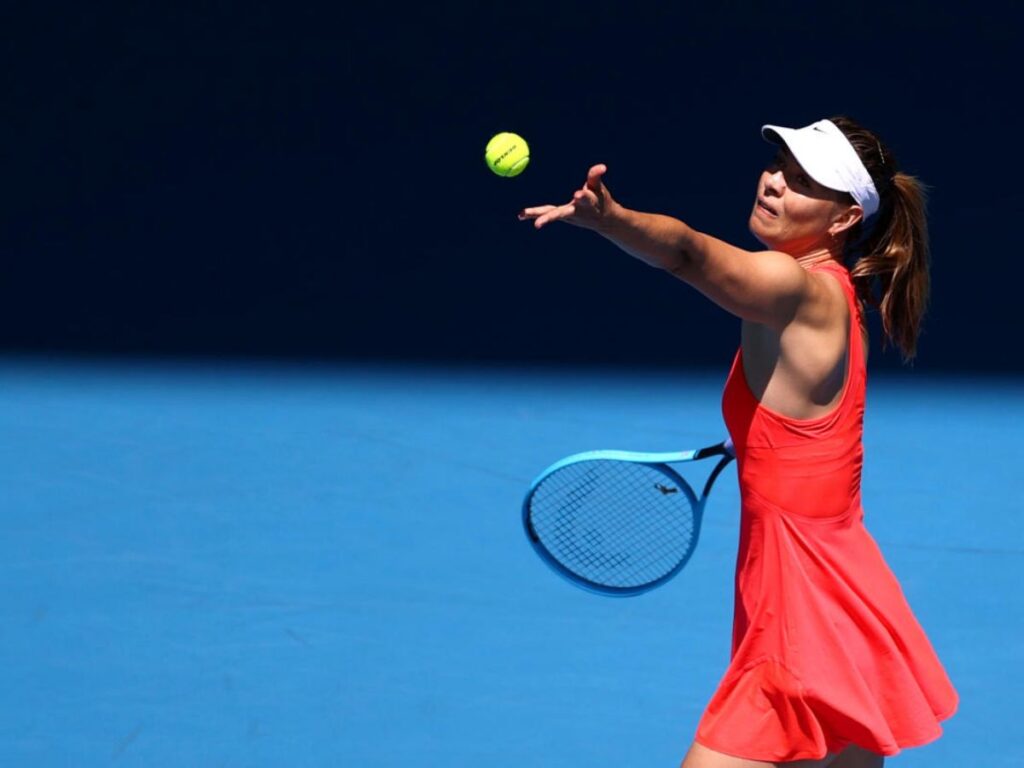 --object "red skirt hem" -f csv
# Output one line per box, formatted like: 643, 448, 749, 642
693, 698, 958, 763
